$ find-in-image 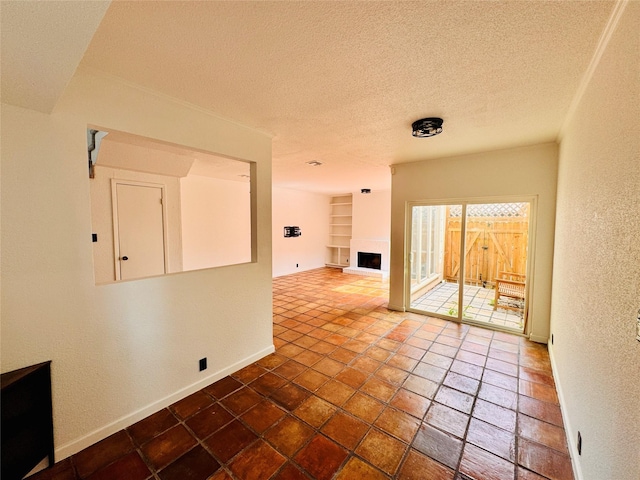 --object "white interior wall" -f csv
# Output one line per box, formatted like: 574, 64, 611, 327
272, 186, 329, 277
349, 190, 391, 270
0, 68, 273, 459
389, 143, 558, 342
91, 165, 183, 284
180, 175, 251, 271
551, 3, 640, 479
351, 190, 391, 240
